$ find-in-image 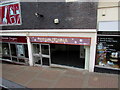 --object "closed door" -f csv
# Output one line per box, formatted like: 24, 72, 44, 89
33, 43, 51, 66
